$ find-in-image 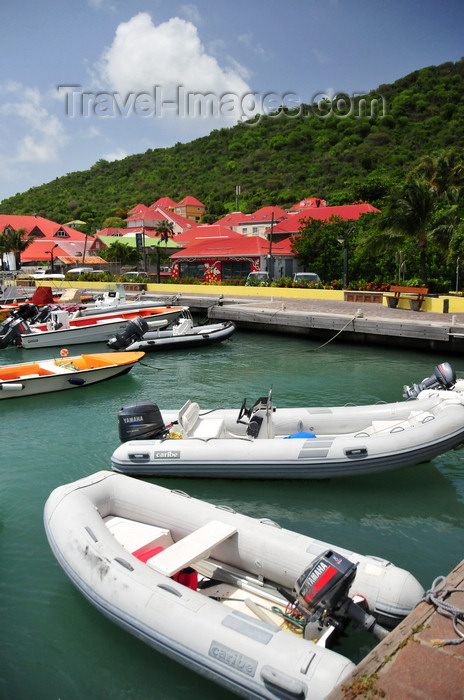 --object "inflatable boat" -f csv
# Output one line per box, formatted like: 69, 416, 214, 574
111, 363, 464, 479
107, 313, 236, 352
44, 471, 424, 700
